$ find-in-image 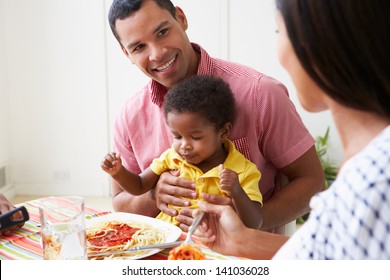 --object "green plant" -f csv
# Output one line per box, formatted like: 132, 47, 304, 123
296, 127, 339, 224
315, 127, 338, 189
